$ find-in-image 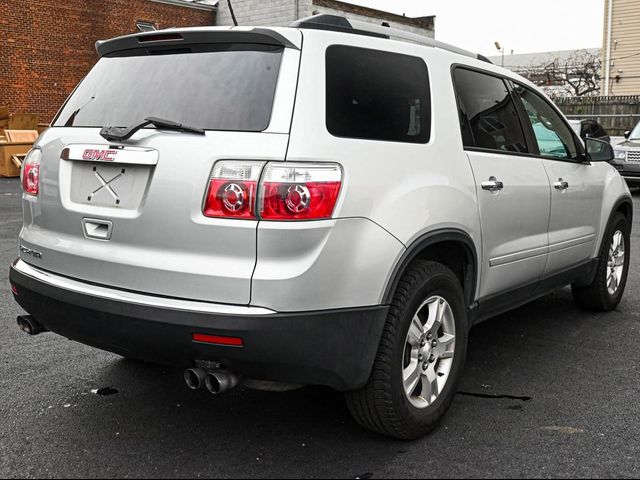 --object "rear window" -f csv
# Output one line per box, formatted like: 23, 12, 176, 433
326, 45, 431, 144
452, 68, 528, 153
53, 44, 283, 132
